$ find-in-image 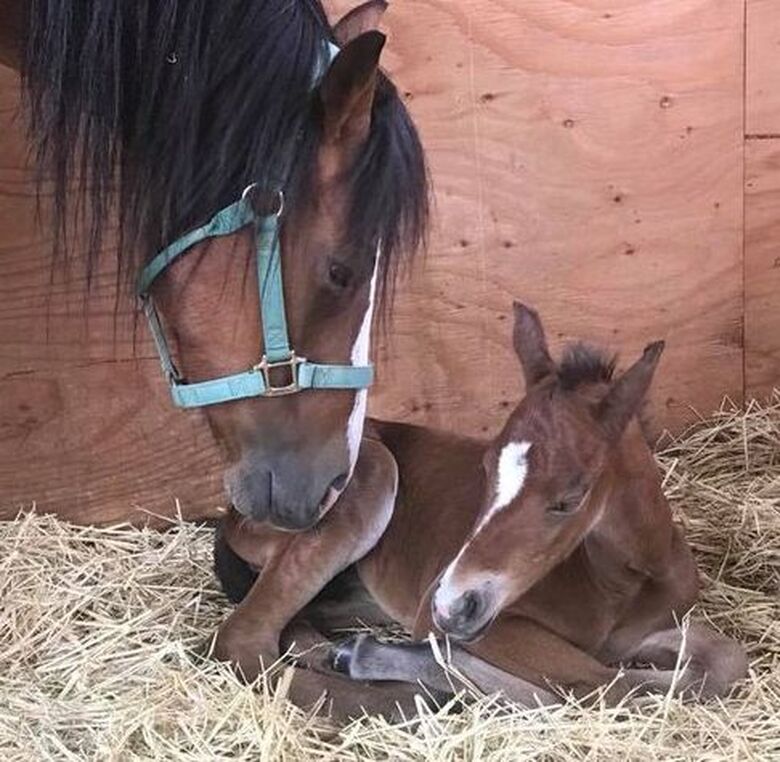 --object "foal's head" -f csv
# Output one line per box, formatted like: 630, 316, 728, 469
431, 303, 664, 641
